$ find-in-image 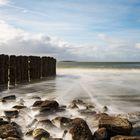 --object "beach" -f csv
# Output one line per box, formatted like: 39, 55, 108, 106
0, 63, 140, 139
